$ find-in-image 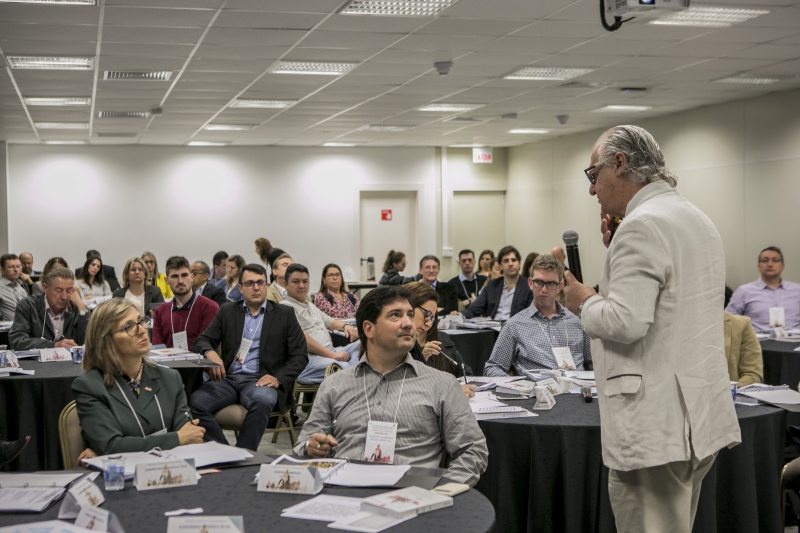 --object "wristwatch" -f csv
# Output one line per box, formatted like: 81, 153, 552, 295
301, 440, 310, 456
577, 295, 596, 317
